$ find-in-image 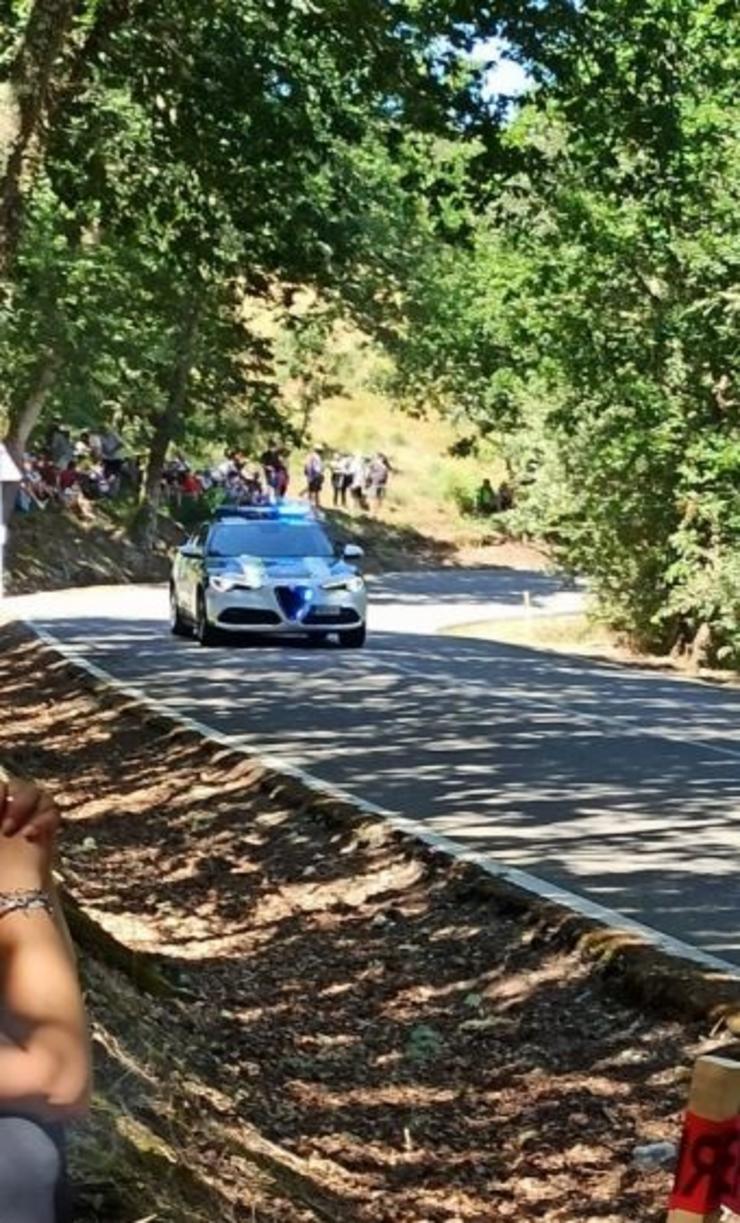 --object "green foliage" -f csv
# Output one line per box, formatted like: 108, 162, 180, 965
389, 0, 740, 664
405, 1023, 444, 1064
164, 486, 226, 531
1, 0, 514, 500
441, 466, 479, 516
